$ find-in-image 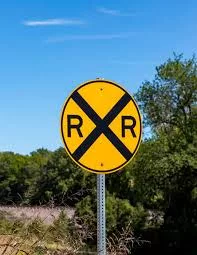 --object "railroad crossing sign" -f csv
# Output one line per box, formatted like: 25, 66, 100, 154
61, 79, 142, 174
